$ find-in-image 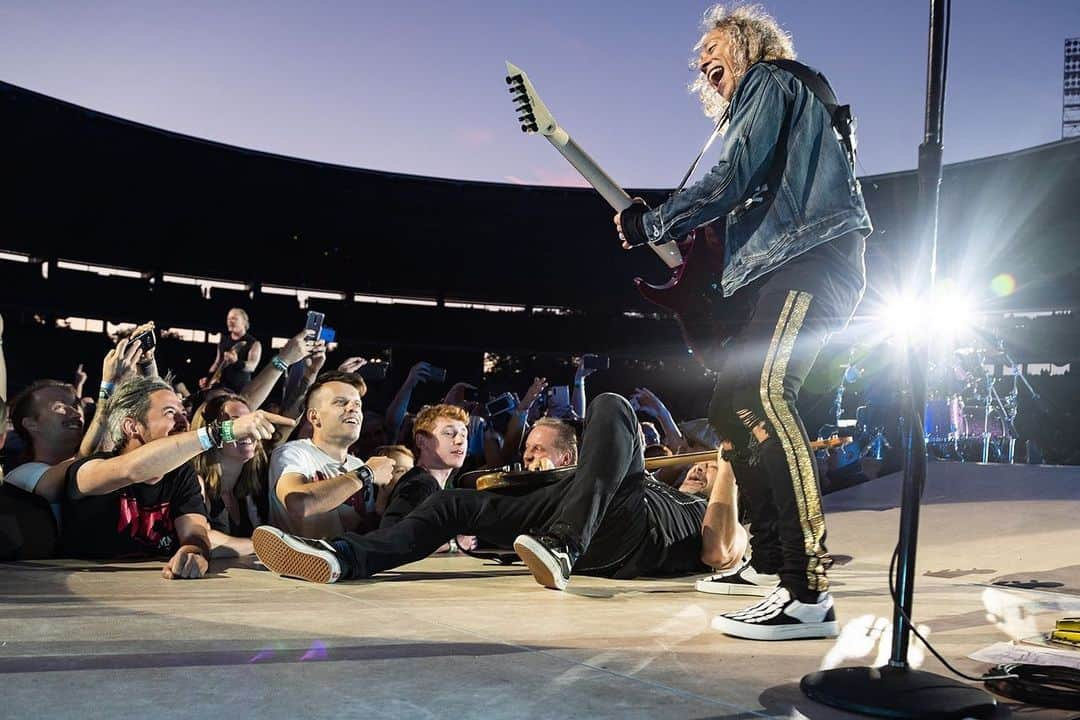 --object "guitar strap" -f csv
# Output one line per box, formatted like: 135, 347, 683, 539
763, 58, 858, 170
675, 110, 728, 194
674, 58, 856, 193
